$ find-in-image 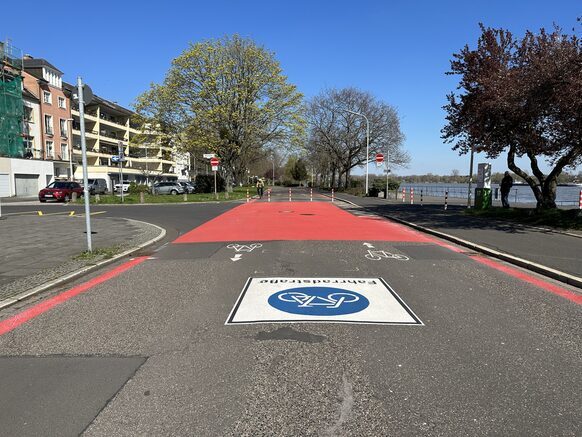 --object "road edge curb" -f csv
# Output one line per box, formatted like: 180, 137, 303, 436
0, 219, 166, 311
329, 194, 582, 290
